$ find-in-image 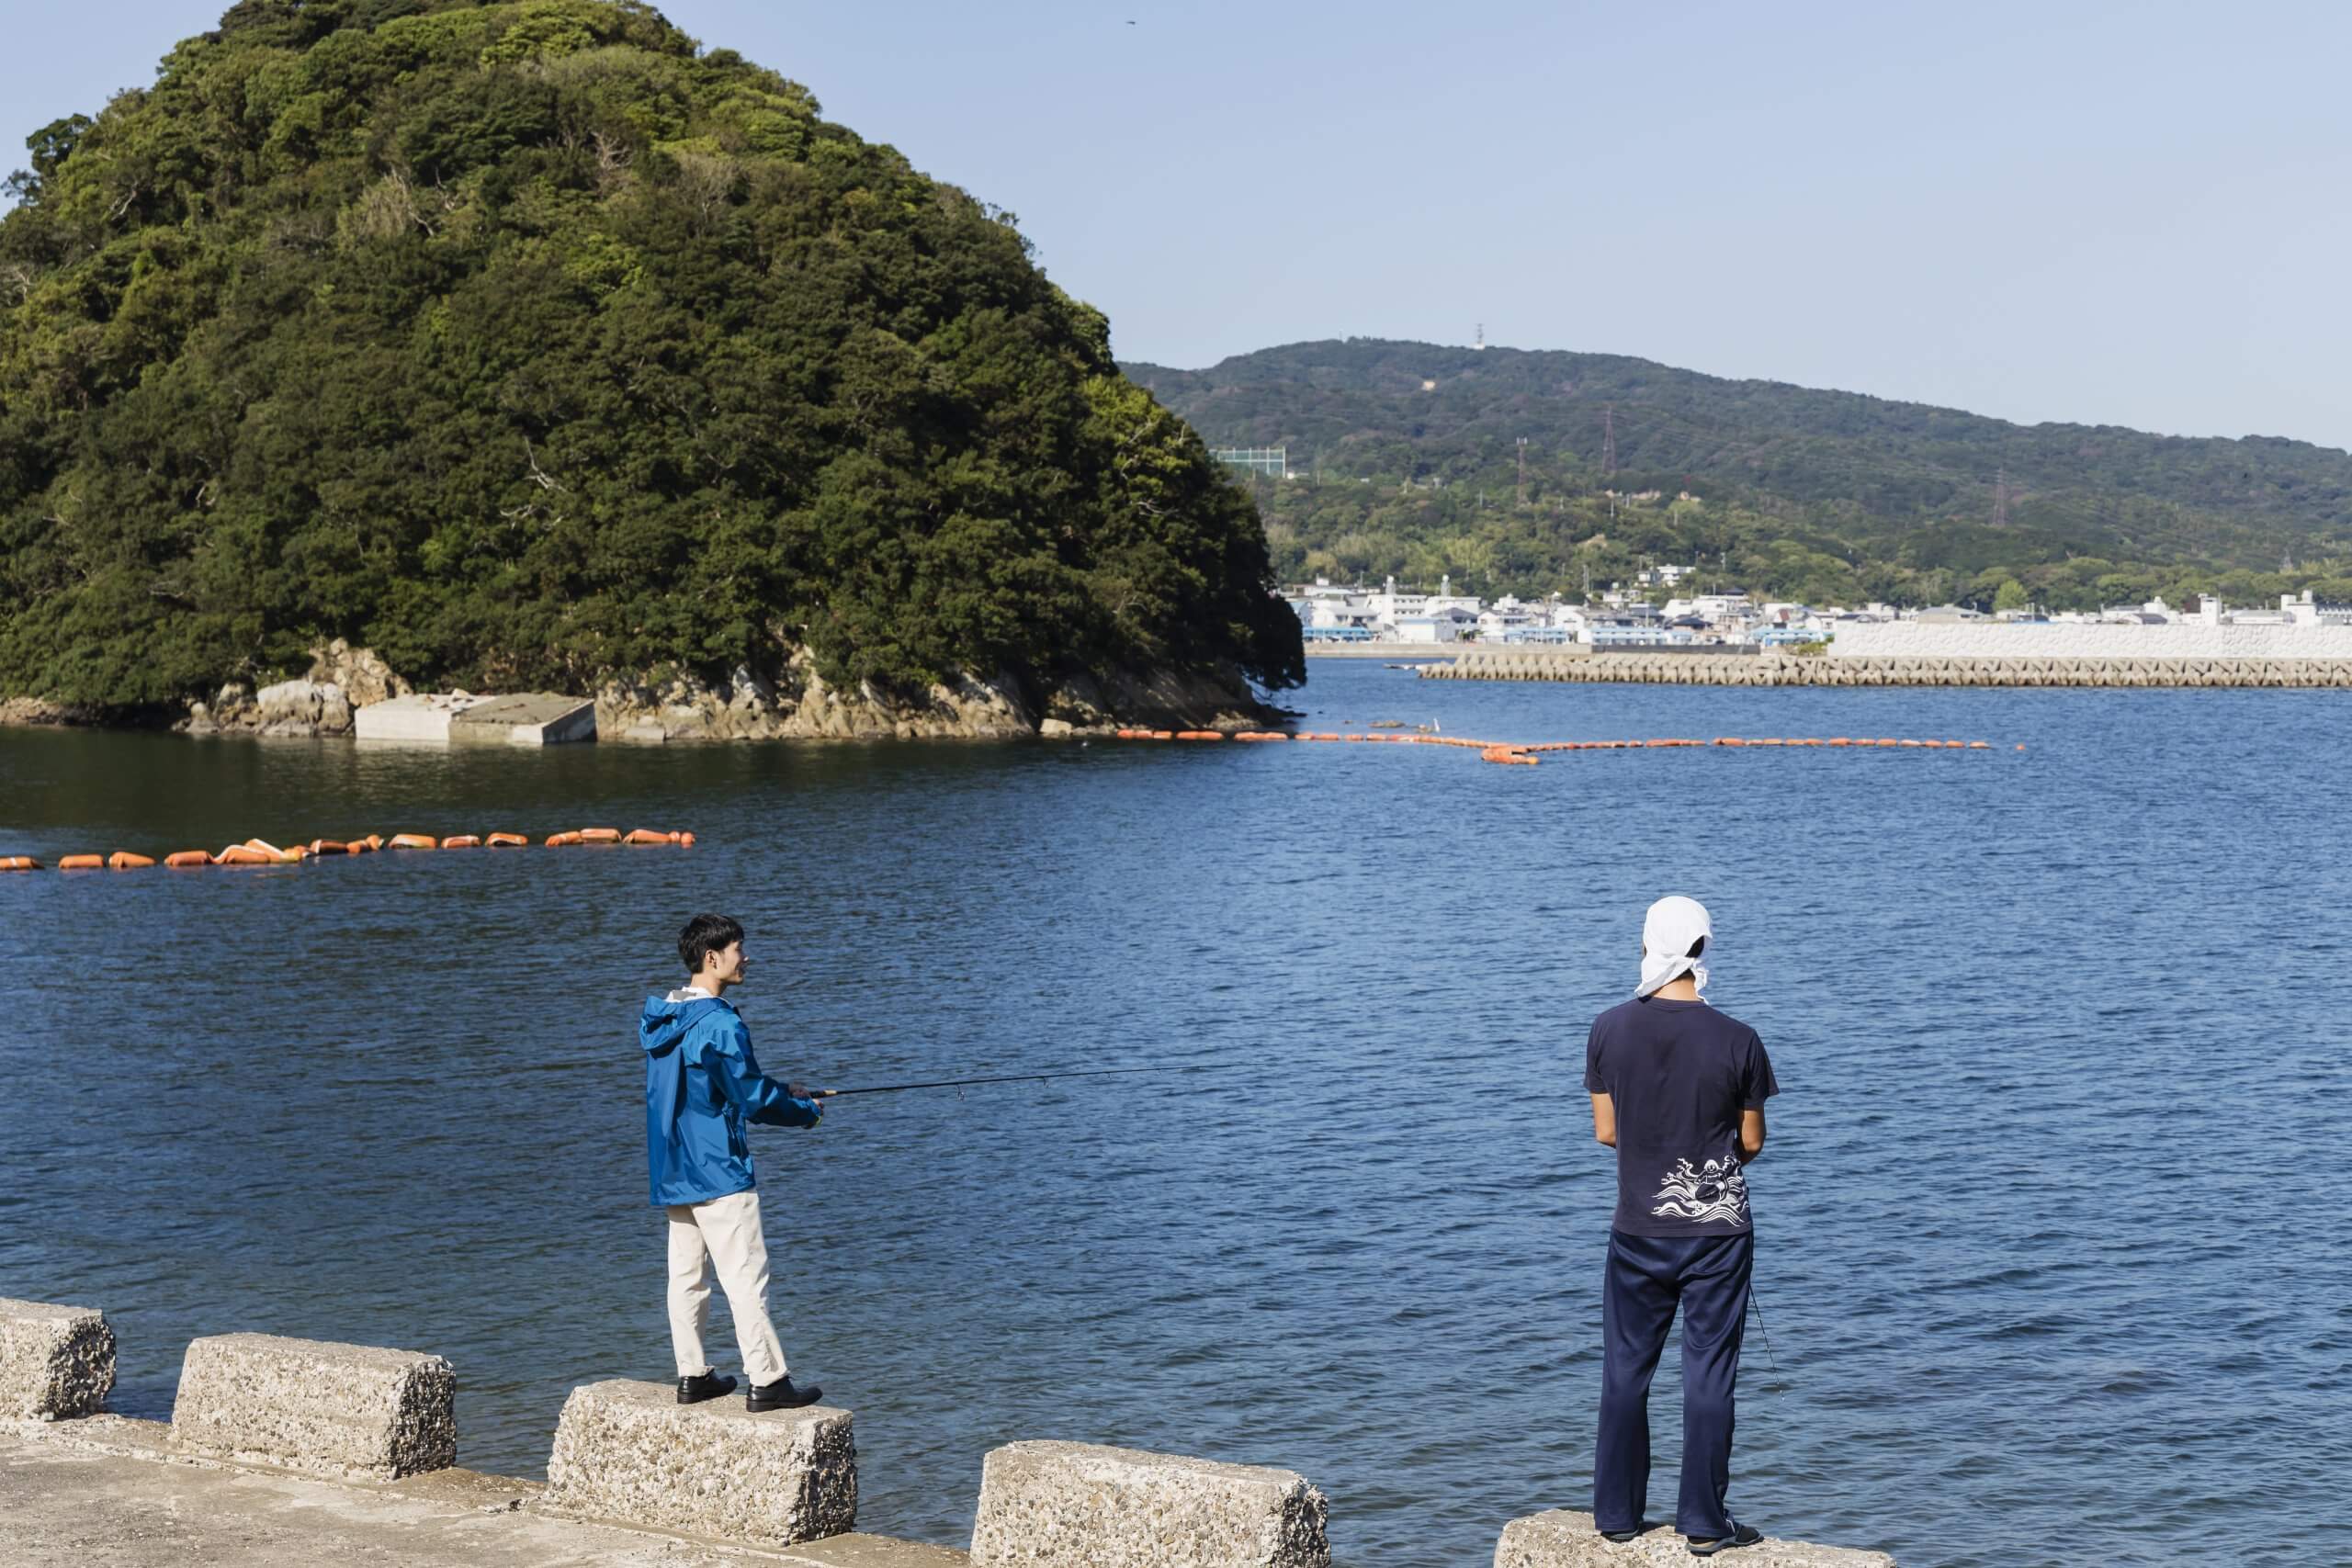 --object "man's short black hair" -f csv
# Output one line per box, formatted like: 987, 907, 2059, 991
679, 913, 744, 975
